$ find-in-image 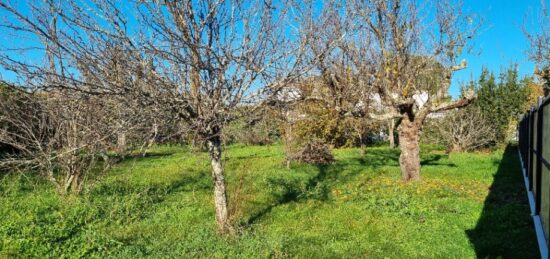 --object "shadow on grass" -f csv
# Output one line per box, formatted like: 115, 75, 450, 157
355, 148, 400, 167
90, 171, 210, 198
86, 169, 212, 222
243, 148, 447, 226
90, 148, 211, 211
243, 164, 334, 226
420, 154, 457, 167
111, 151, 178, 163
466, 145, 538, 258
355, 149, 455, 168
